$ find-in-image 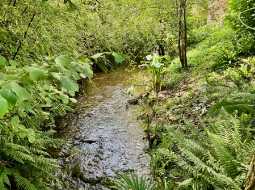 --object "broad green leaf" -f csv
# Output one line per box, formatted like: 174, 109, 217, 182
60, 94, 69, 104
51, 72, 62, 81
151, 56, 163, 68
0, 95, 8, 118
81, 63, 93, 79
9, 82, 30, 102
0, 89, 17, 105
70, 98, 77, 103
91, 53, 105, 59
55, 55, 72, 66
60, 77, 79, 96
0, 56, 7, 68
112, 52, 125, 64
151, 62, 163, 68
0, 73, 4, 81
28, 67, 47, 81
